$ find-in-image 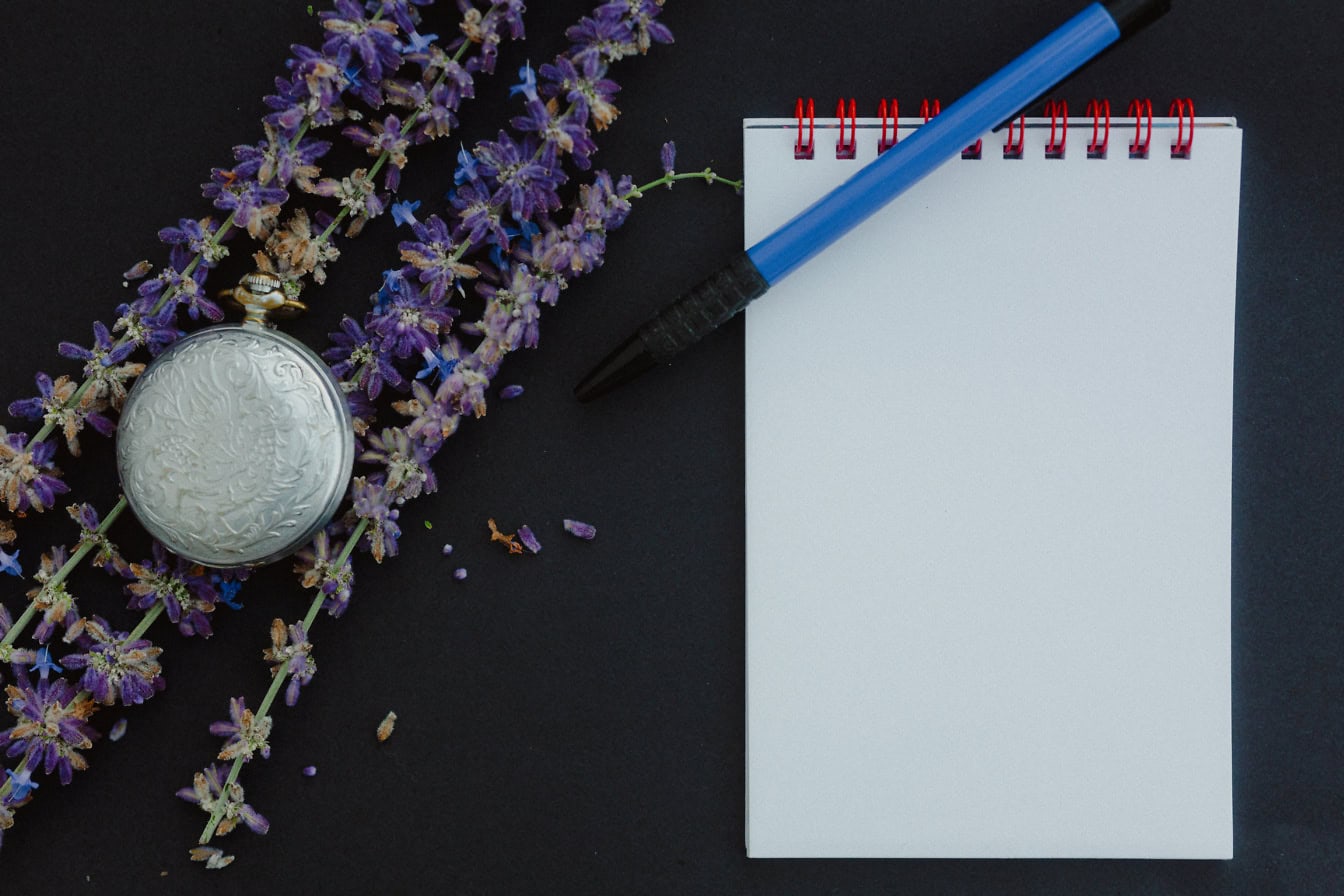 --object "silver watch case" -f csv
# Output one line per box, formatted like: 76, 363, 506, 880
116, 322, 354, 568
